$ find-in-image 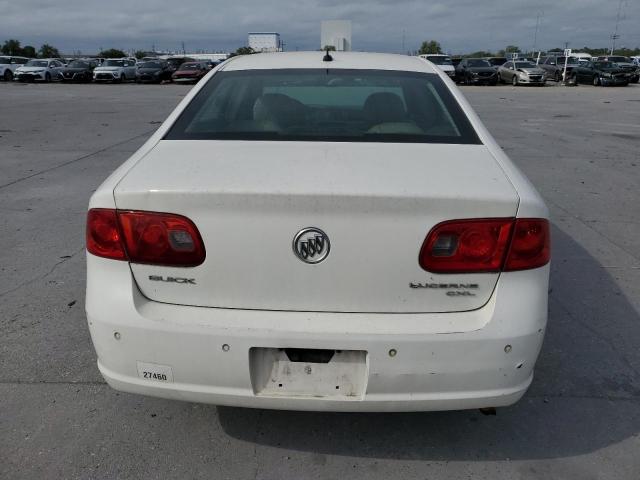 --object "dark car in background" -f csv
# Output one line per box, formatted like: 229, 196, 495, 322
485, 57, 507, 69
135, 60, 173, 83
538, 56, 580, 82
574, 60, 631, 86
59, 59, 98, 82
455, 58, 498, 85
596, 56, 639, 83
171, 61, 208, 83
166, 57, 195, 74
